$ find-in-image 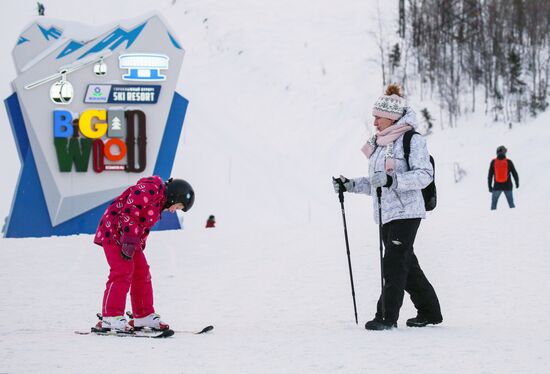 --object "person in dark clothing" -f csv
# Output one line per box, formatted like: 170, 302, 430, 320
488, 145, 519, 210
205, 215, 216, 228
37, 2, 45, 16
